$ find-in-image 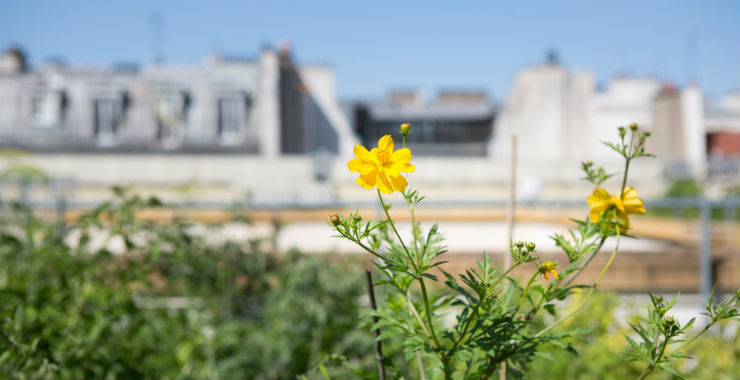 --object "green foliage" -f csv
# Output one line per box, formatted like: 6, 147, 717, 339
625, 294, 695, 378
0, 190, 376, 380
525, 292, 740, 380
330, 124, 740, 380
